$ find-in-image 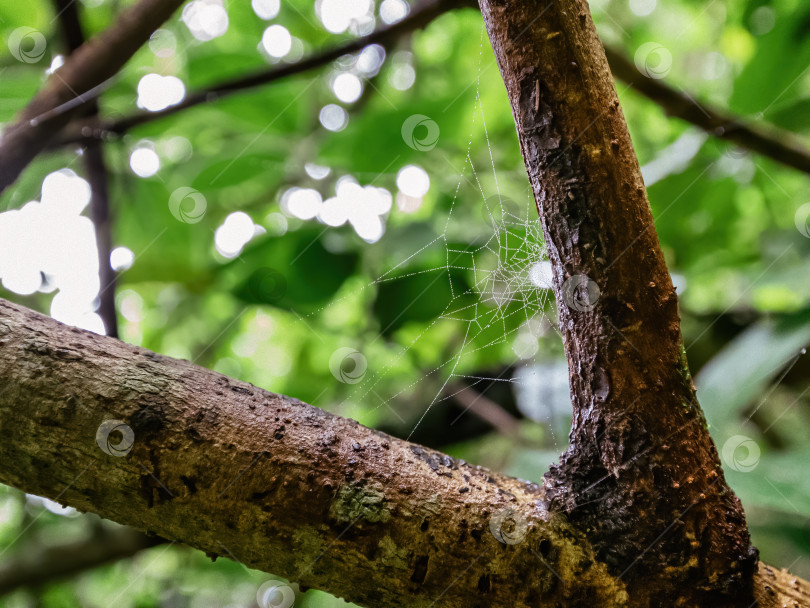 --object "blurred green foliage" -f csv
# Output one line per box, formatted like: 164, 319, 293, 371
1, 0, 810, 604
